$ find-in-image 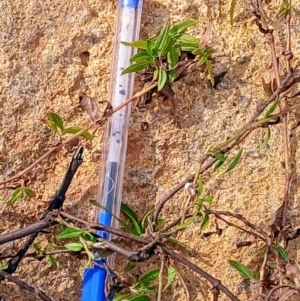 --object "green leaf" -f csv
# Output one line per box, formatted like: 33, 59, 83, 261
23, 187, 36, 197
89, 198, 102, 208
137, 269, 160, 286
159, 35, 173, 57
47, 254, 58, 268
166, 236, 193, 252
119, 219, 141, 236
197, 176, 203, 195
121, 203, 138, 224
176, 33, 199, 46
81, 231, 97, 242
113, 293, 130, 301
275, 244, 289, 261
214, 153, 228, 170
153, 69, 159, 81
59, 223, 67, 232
128, 296, 151, 301
229, 260, 259, 281
168, 69, 177, 84
154, 20, 171, 56
140, 210, 154, 233
130, 51, 152, 63
167, 47, 179, 68
169, 20, 198, 37
177, 217, 194, 230
163, 266, 176, 292
64, 242, 83, 252
194, 48, 214, 67
230, 0, 238, 25
167, 47, 179, 83
57, 227, 84, 239
89, 199, 141, 236
265, 98, 279, 118
146, 39, 154, 56
278, 0, 292, 17
64, 126, 94, 140
80, 131, 94, 140
201, 210, 210, 229
121, 62, 151, 75
47, 113, 64, 130
214, 153, 226, 161
124, 261, 138, 272
206, 60, 214, 87
63, 126, 83, 135
256, 244, 267, 254
0, 264, 8, 270
259, 127, 271, 150
154, 218, 164, 231
121, 40, 147, 49
32, 243, 42, 252
80, 237, 94, 264
42, 119, 58, 133
219, 149, 243, 176
157, 68, 167, 91
7, 187, 24, 206
176, 43, 199, 52
202, 195, 214, 205
121, 203, 141, 235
